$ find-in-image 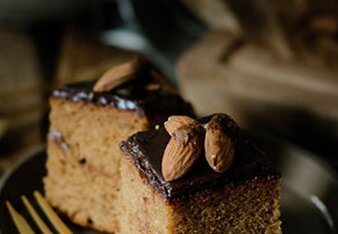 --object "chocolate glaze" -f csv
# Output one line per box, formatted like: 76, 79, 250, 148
120, 115, 280, 203
51, 79, 194, 126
